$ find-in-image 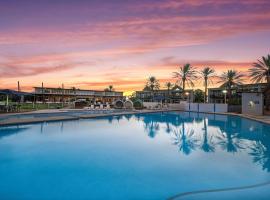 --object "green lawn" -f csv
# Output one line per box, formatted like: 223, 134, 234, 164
0, 102, 70, 112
